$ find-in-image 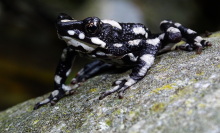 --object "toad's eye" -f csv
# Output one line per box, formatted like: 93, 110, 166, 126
85, 22, 100, 35
83, 17, 102, 35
